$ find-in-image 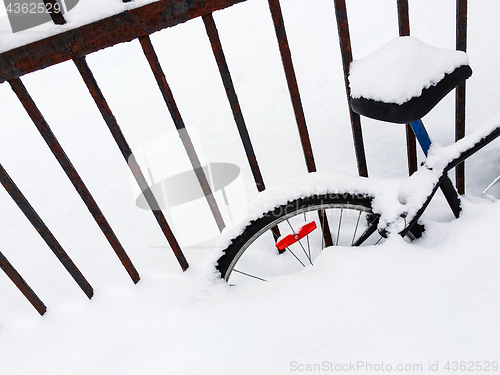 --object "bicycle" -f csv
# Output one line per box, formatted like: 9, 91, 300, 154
215, 36, 500, 284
